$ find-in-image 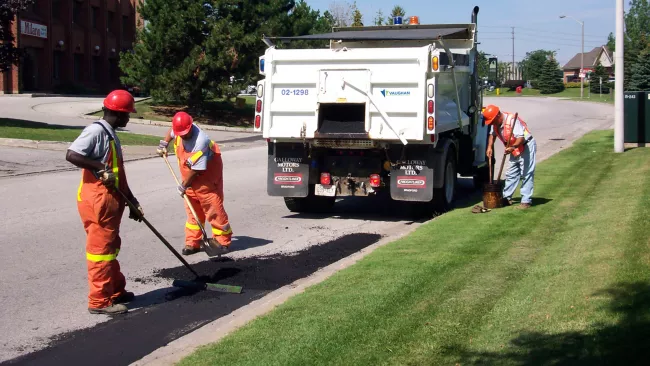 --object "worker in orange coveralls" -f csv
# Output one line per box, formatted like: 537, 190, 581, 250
156, 112, 232, 256
66, 89, 143, 315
